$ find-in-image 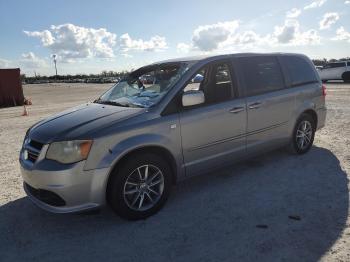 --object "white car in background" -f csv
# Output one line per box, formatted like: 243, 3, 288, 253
317, 61, 350, 83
